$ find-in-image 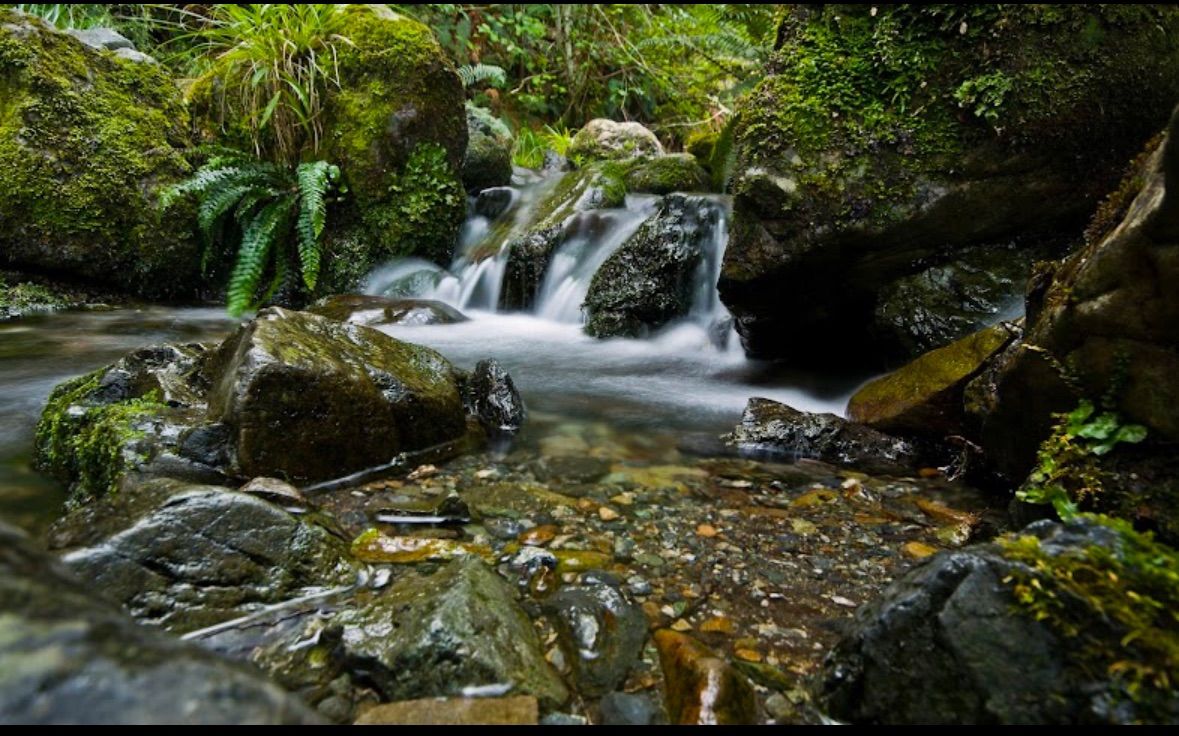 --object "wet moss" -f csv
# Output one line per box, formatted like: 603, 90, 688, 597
1000, 515, 1179, 722
624, 155, 710, 195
